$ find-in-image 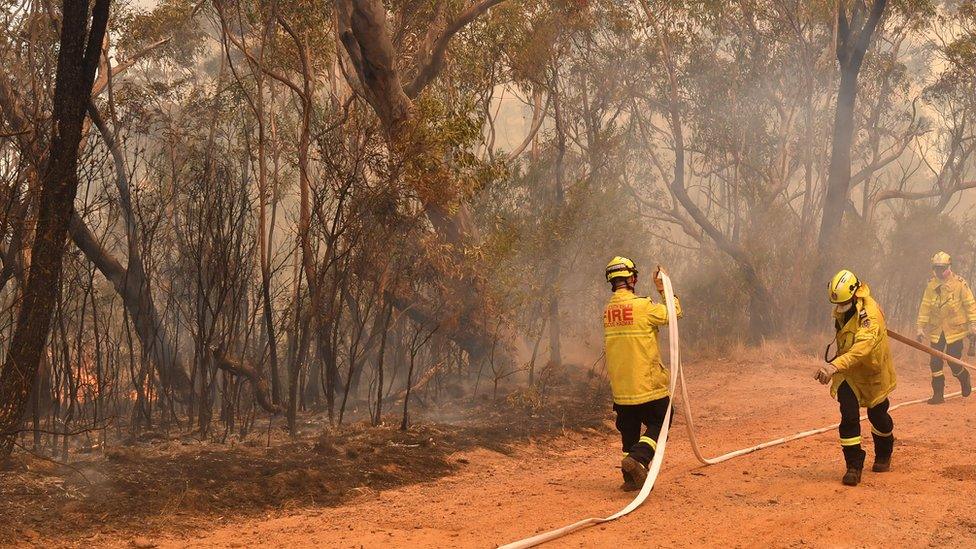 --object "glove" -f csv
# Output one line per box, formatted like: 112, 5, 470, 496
654, 266, 666, 294
970, 324, 976, 336
814, 363, 838, 385
916, 328, 925, 343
